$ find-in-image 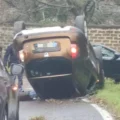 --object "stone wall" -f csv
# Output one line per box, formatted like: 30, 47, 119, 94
0, 25, 120, 54
0, 26, 13, 51
88, 25, 120, 52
